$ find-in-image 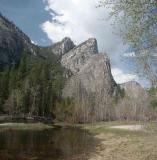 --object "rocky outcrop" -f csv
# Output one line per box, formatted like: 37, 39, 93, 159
51, 37, 75, 56
0, 13, 34, 67
59, 38, 118, 122
61, 38, 98, 74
